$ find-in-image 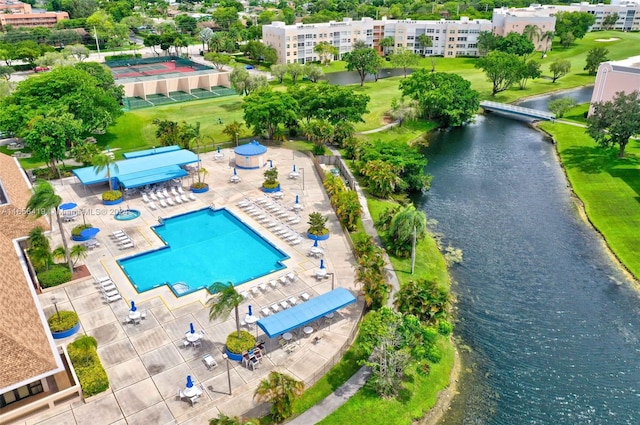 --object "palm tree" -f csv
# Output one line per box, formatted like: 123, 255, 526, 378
28, 246, 53, 271
206, 281, 244, 337
254, 371, 304, 422
540, 31, 555, 58
92, 153, 119, 192
417, 34, 433, 56
222, 121, 244, 146
51, 246, 66, 263
27, 226, 50, 252
27, 179, 74, 271
379, 36, 395, 56
199, 28, 213, 53
70, 244, 88, 266
394, 279, 450, 325
523, 24, 541, 44
387, 204, 427, 272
